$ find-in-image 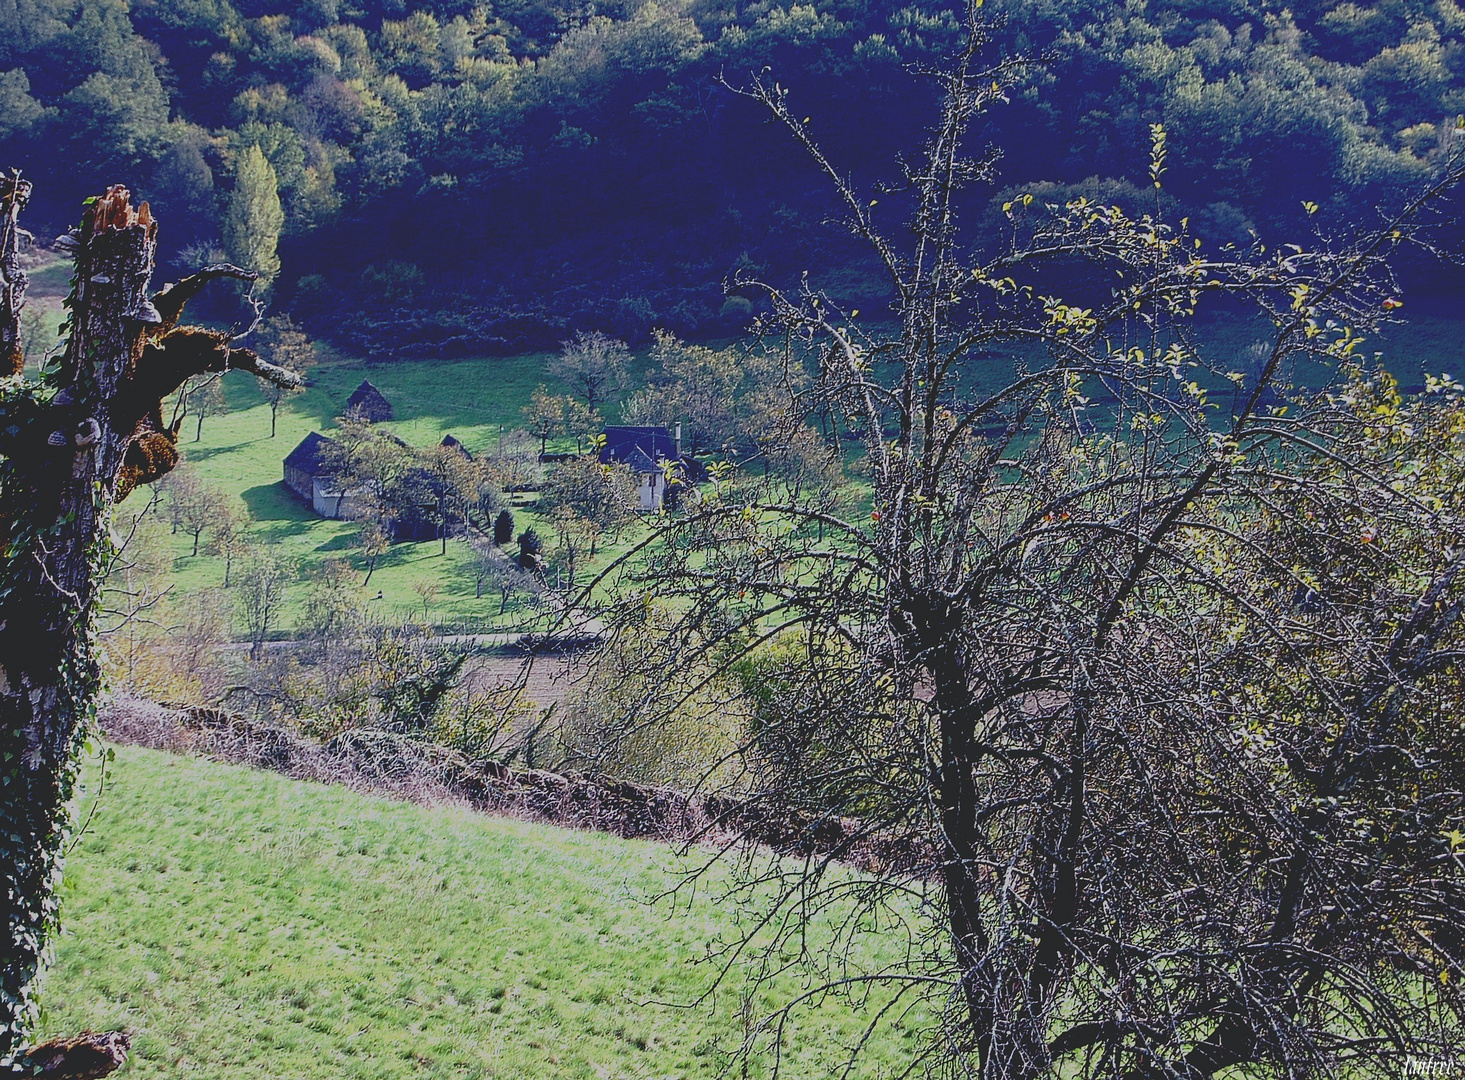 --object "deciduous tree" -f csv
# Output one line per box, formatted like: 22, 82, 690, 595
542, 456, 638, 554
254, 315, 314, 437
581, 19, 1465, 1077
206, 502, 245, 587
522, 384, 567, 458
551, 329, 629, 415
358, 520, 390, 587
186, 372, 226, 442
168, 466, 225, 557
223, 144, 283, 290
237, 544, 289, 662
